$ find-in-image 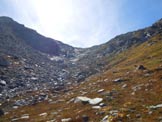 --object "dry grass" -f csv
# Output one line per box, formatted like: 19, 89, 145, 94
1, 34, 162, 122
